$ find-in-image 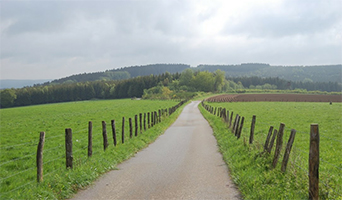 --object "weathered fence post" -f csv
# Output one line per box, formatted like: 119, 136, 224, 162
159, 109, 161, 122
144, 113, 146, 131
148, 112, 150, 128
267, 129, 277, 153
65, 128, 73, 169
234, 115, 240, 136
309, 124, 319, 200
151, 111, 154, 127
281, 129, 296, 172
139, 113, 142, 133
102, 121, 108, 151
111, 120, 116, 146
129, 118, 133, 138
122, 117, 125, 144
37, 131, 45, 183
264, 126, 274, 152
232, 114, 239, 132
154, 111, 157, 125
250, 115, 256, 144
272, 123, 285, 168
229, 112, 233, 128
88, 121, 93, 157
135, 115, 138, 136
237, 117, 244, 139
